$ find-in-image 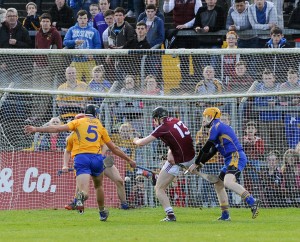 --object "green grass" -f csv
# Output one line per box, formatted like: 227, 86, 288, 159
0, 207, 300, 242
